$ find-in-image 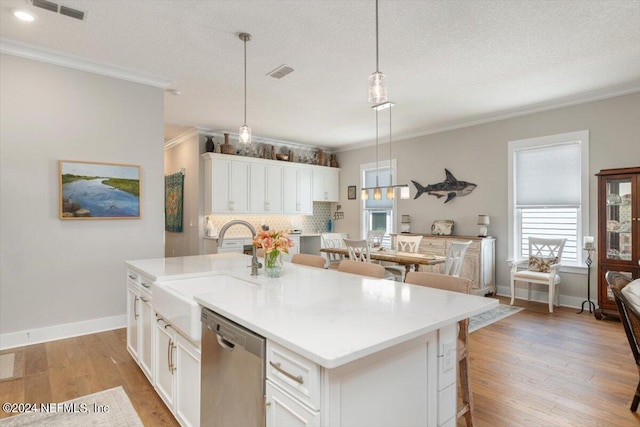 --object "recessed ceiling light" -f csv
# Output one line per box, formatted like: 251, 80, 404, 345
13, 9, 36, 22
